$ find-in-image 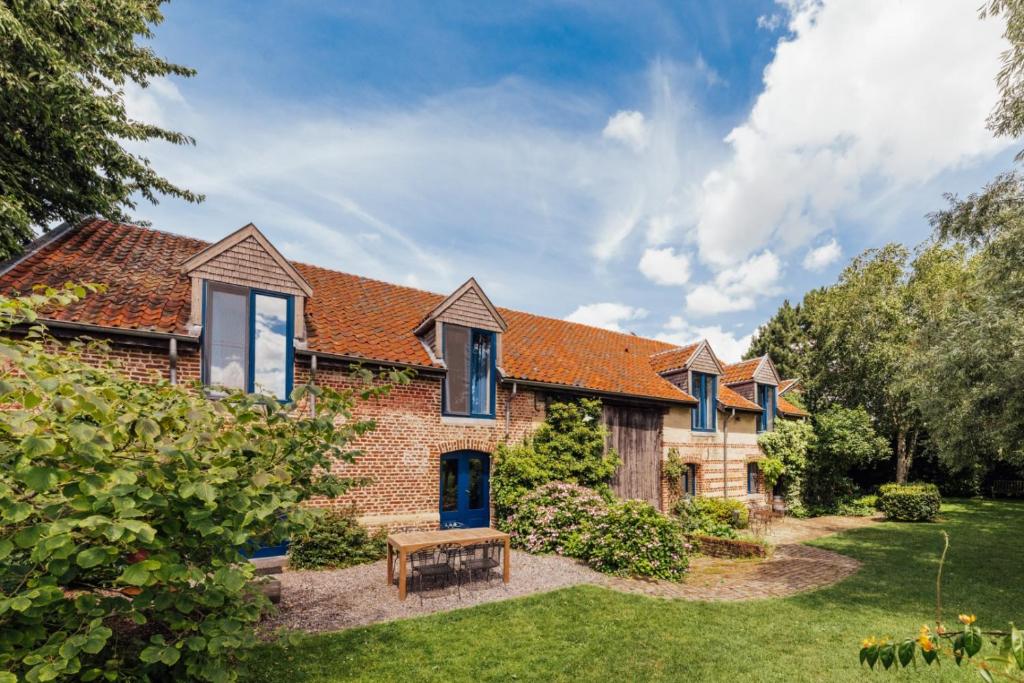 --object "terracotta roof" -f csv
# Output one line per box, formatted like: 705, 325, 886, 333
779, 378, 801, 395
777, 395, 809, 417
718, 384, 762, 412
648, 343, 700, 374
721, 357, 762, 385
0, 219, 698, 403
